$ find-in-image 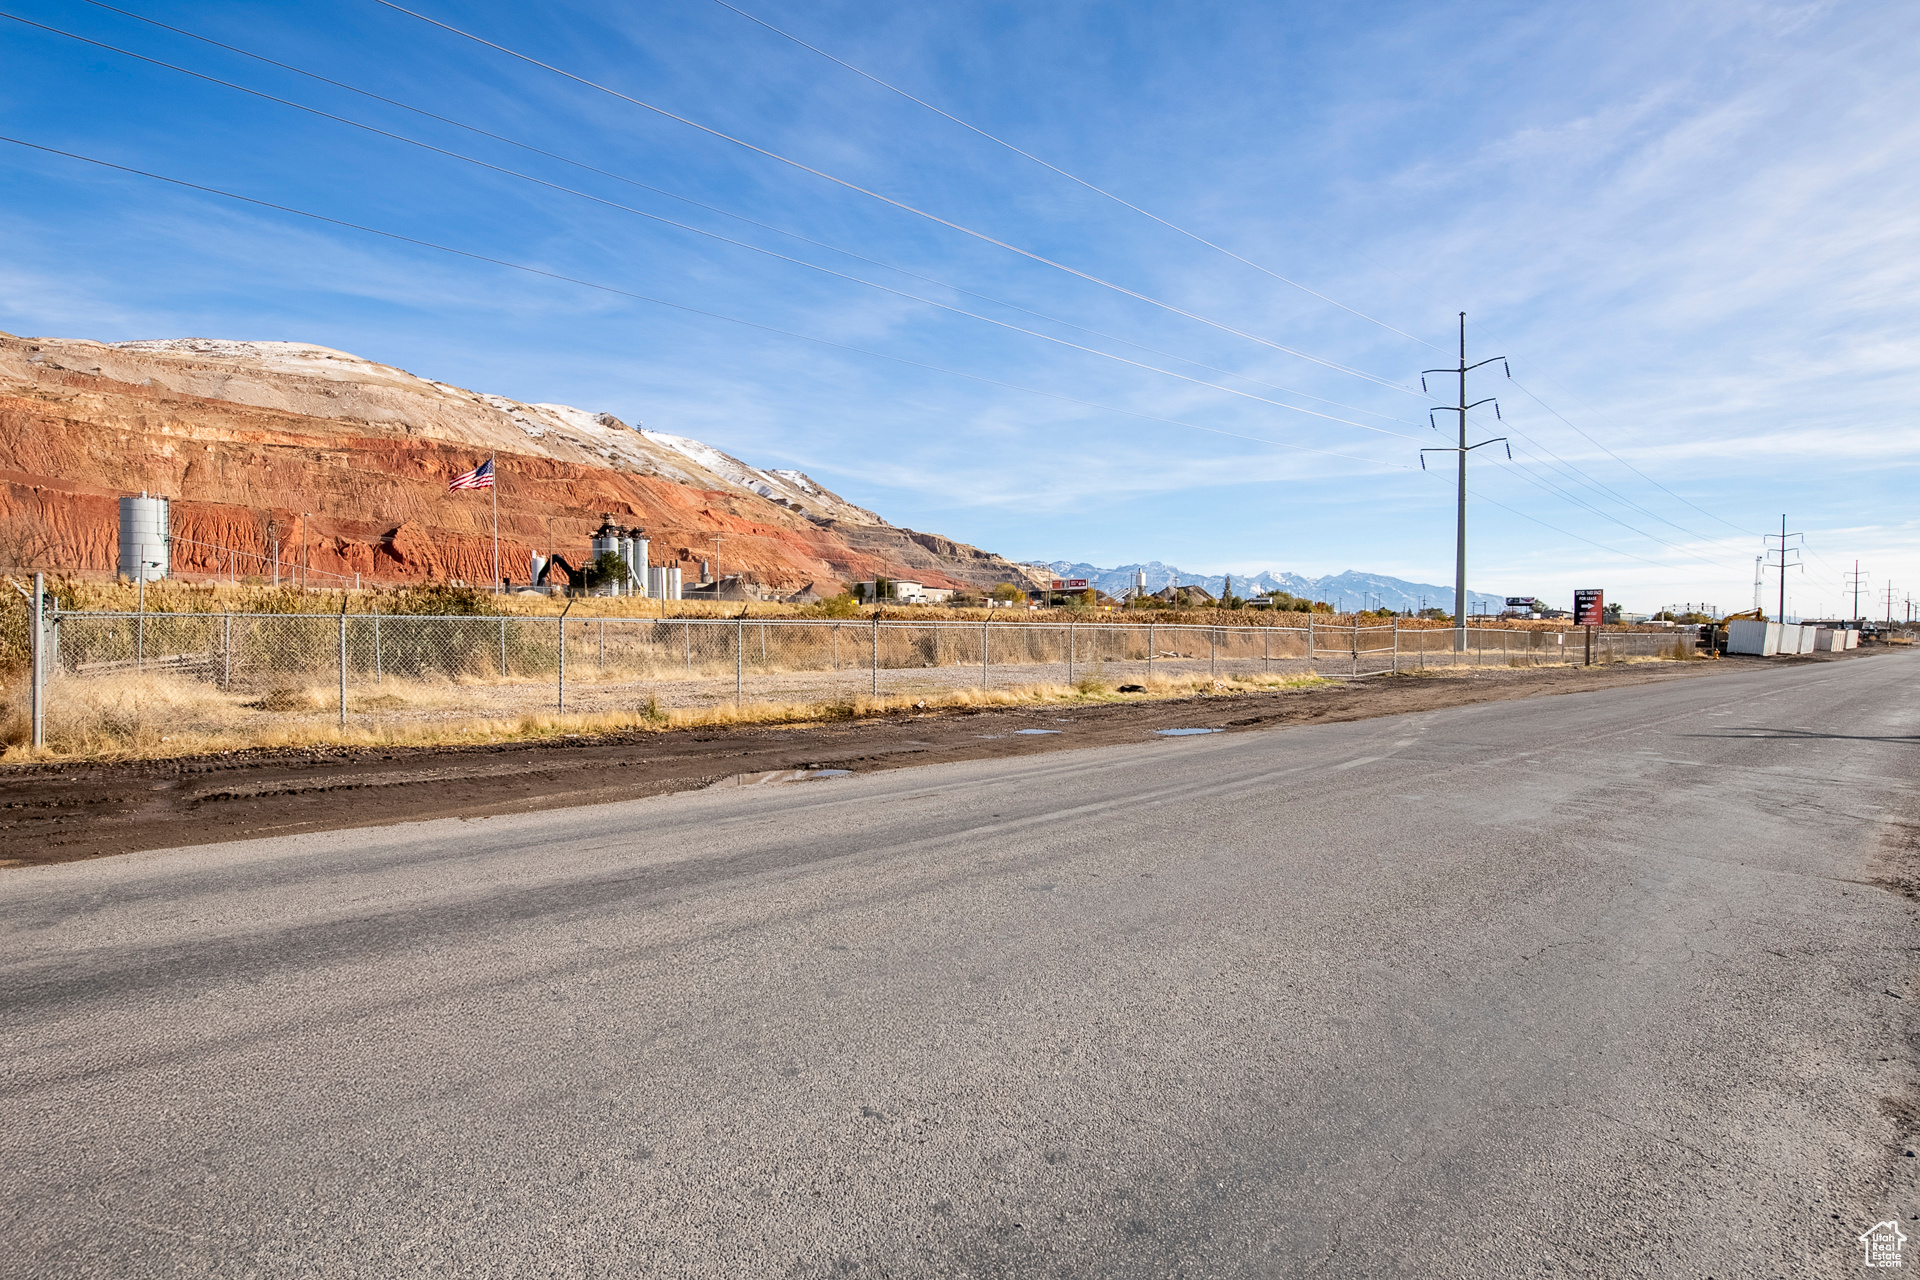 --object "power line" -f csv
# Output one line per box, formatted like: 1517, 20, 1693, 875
0, 133, 1415, 474
704, 0, 1440, 351
70, 1, 1417, 431
6, 10, 1422, 441
61, 3, 1740, 565
2, 131, 1716, 578
697, 0, 1773, 556
17, 16, 1763, 572
1463, 318, 1758, 538
366, 0, 1417, 394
